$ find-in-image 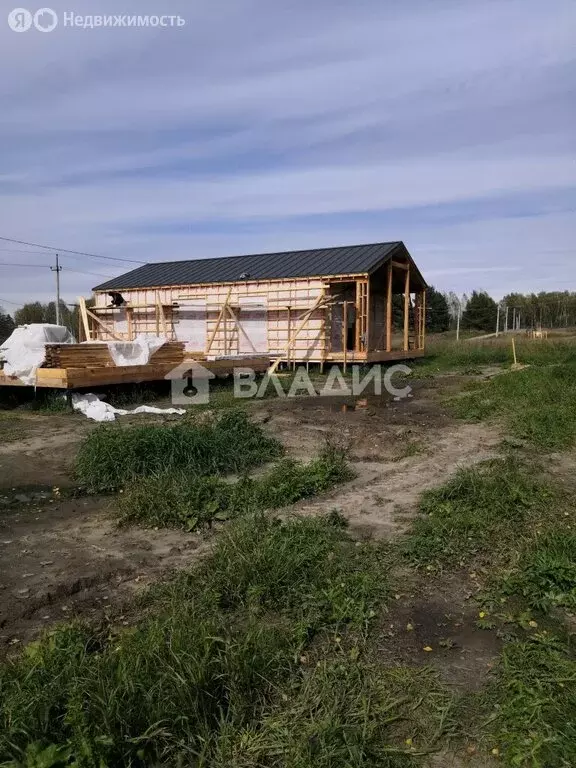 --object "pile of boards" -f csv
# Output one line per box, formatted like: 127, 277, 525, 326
42, 342, 198, 369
